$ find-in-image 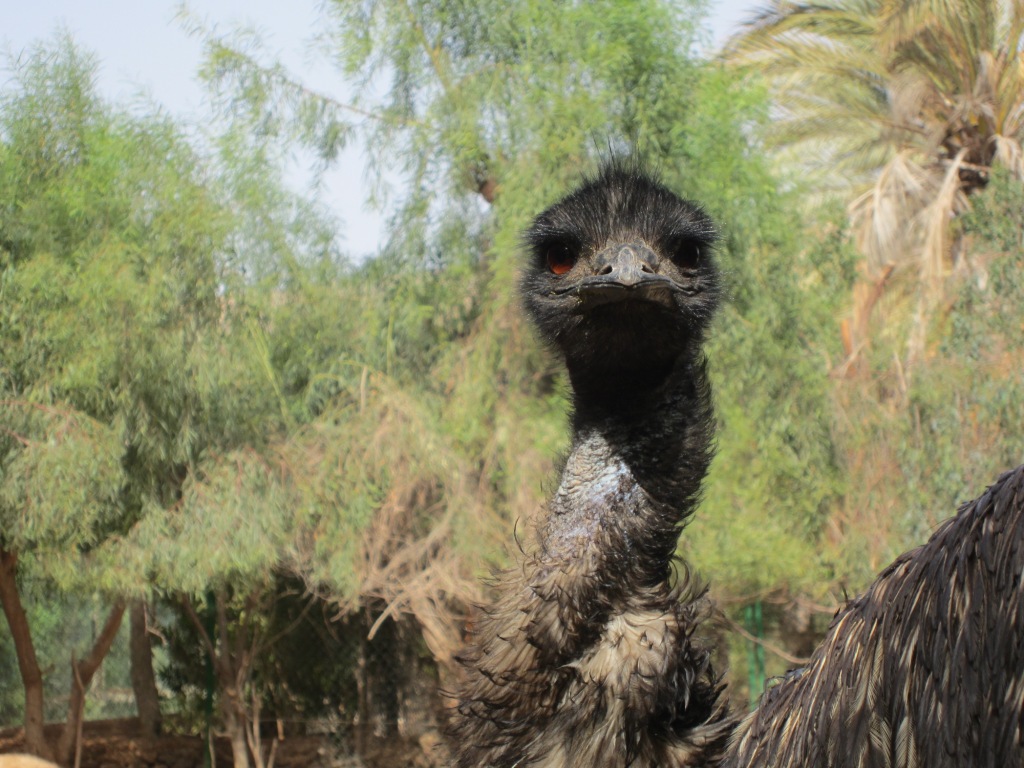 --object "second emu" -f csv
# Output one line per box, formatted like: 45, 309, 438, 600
726, 463, 1024, 768
447, 163, 733, 767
